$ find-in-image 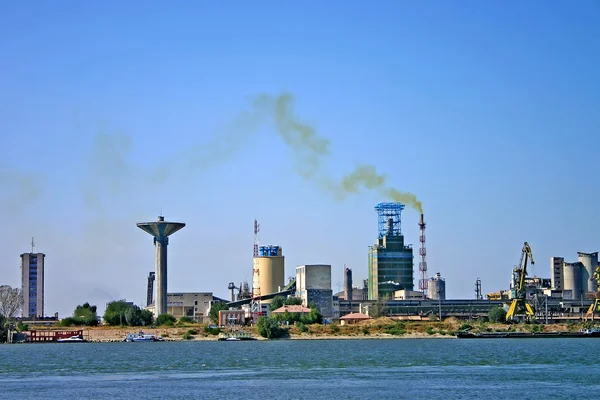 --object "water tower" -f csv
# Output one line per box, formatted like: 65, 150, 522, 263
137, 216, 185, 316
